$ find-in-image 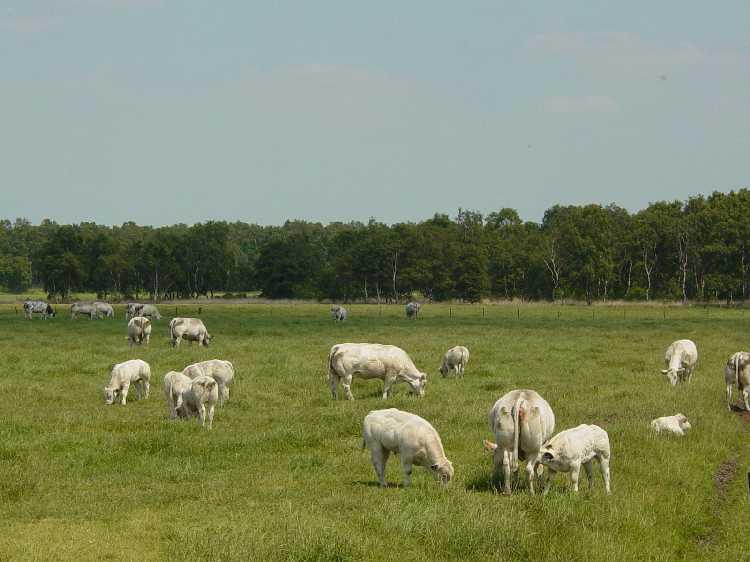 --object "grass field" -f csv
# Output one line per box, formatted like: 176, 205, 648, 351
1, 303, 749, 561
